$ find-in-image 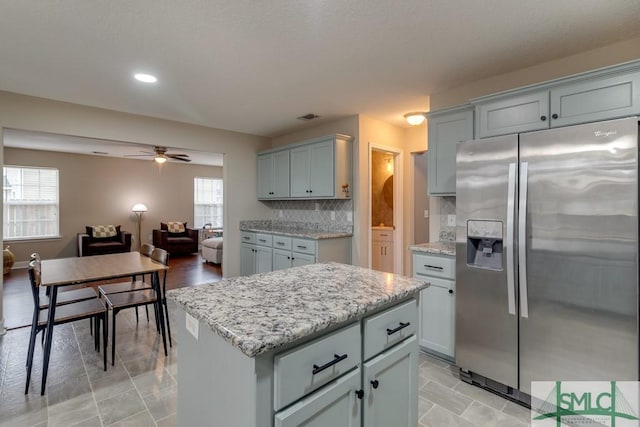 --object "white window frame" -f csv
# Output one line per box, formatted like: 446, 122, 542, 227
3, 165, 60, 241
194, 177, 223, 229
